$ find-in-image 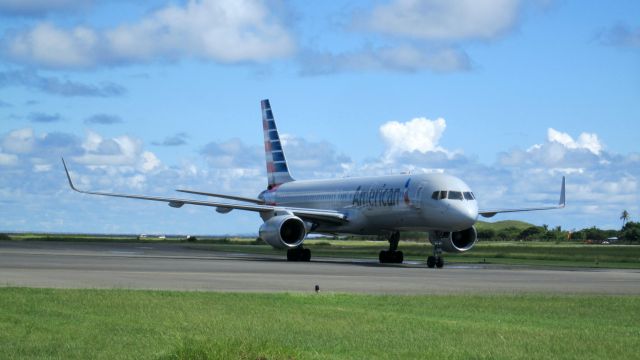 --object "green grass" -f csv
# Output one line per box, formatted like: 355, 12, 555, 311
1, 233, 252, 244
0, 288, 638, 359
